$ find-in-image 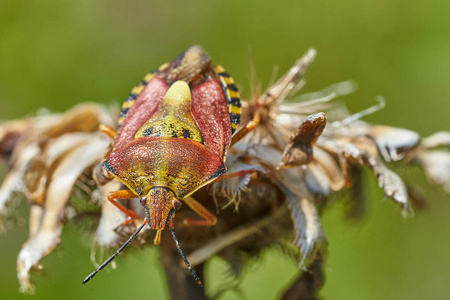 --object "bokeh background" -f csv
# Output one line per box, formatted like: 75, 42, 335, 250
0, 1, 449, 299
